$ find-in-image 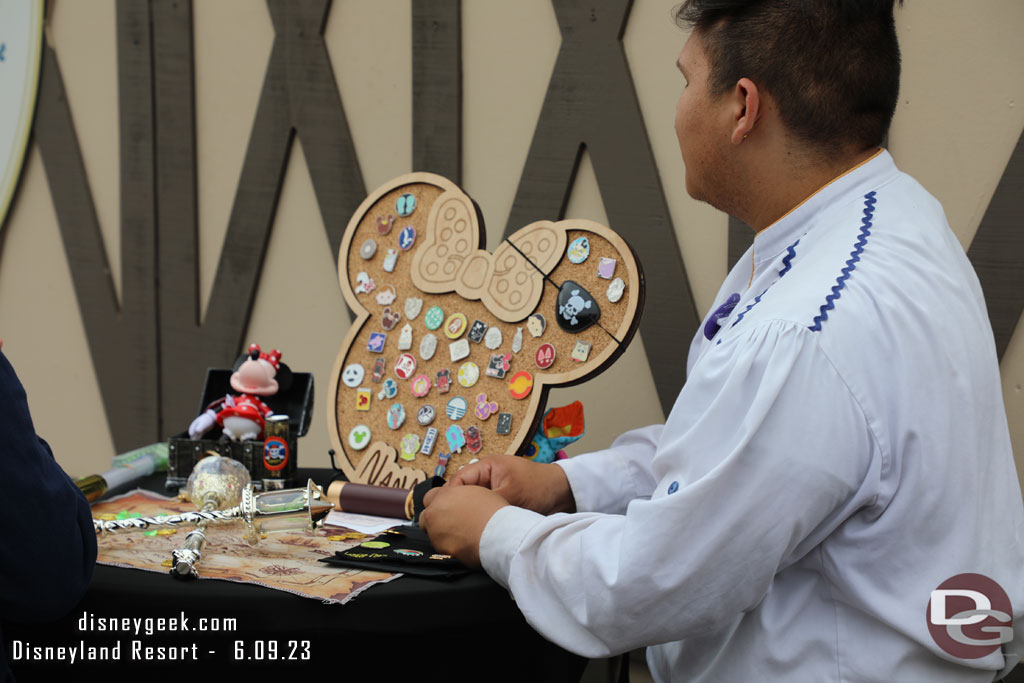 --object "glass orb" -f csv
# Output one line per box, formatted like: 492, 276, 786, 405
186, 454, 251, 509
